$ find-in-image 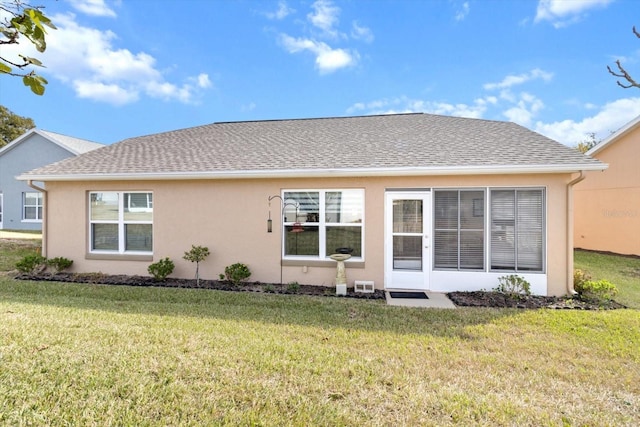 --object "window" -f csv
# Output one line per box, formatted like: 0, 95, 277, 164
434, 190, 485, 270
490, 189, 544, 272
89, 192, 153, 253
282, 189, 364, 259
23, 192, 43, 221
